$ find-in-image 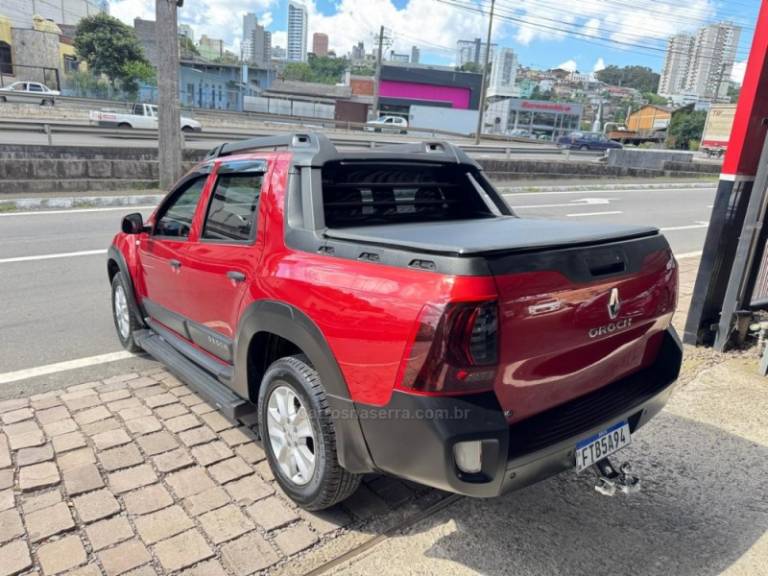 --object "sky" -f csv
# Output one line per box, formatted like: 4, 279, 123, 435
108, 0, 760, 84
